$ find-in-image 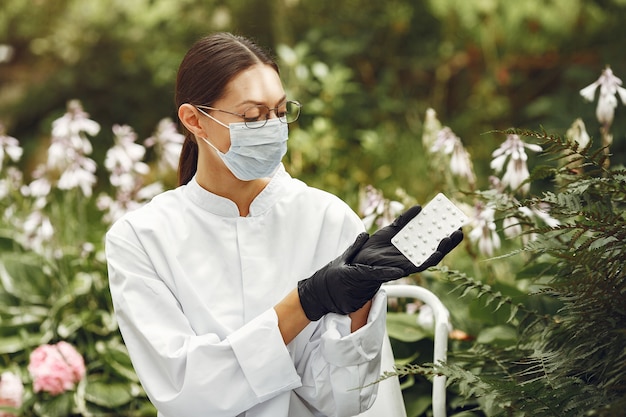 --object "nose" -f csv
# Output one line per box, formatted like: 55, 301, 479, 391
266, 107, 279, 120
